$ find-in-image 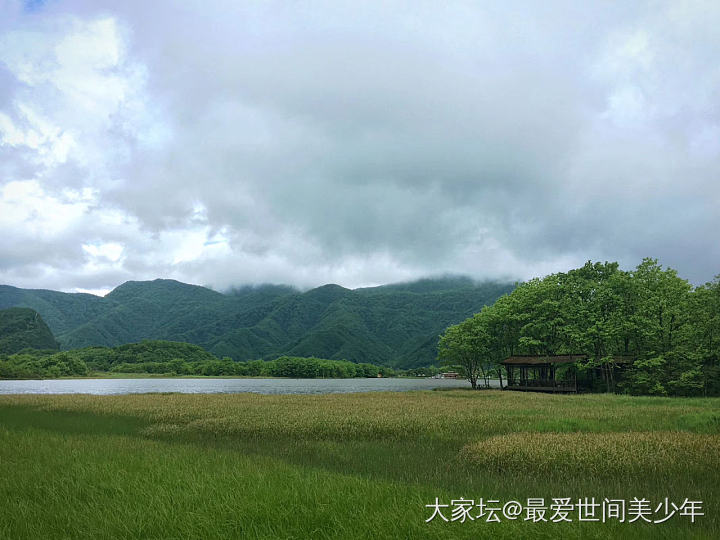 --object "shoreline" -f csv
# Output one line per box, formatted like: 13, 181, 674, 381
0, 373, 433, 382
